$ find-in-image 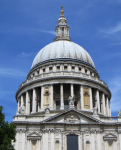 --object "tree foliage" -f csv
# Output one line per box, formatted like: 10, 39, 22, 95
0, 106, 16, 150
